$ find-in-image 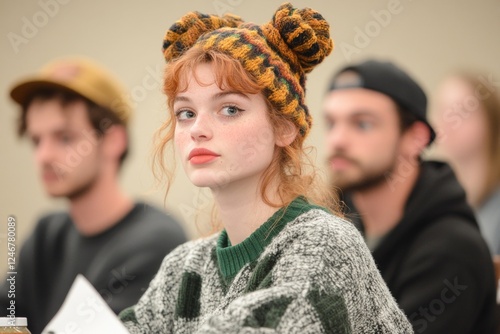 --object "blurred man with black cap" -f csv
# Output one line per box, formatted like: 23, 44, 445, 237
323, 59, 496, 333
